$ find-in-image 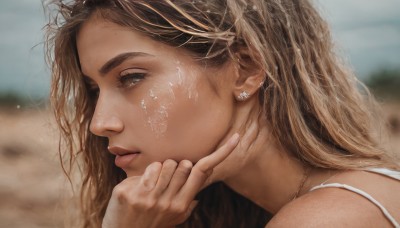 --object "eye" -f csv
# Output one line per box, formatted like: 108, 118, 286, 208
118, 70, 146, 89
